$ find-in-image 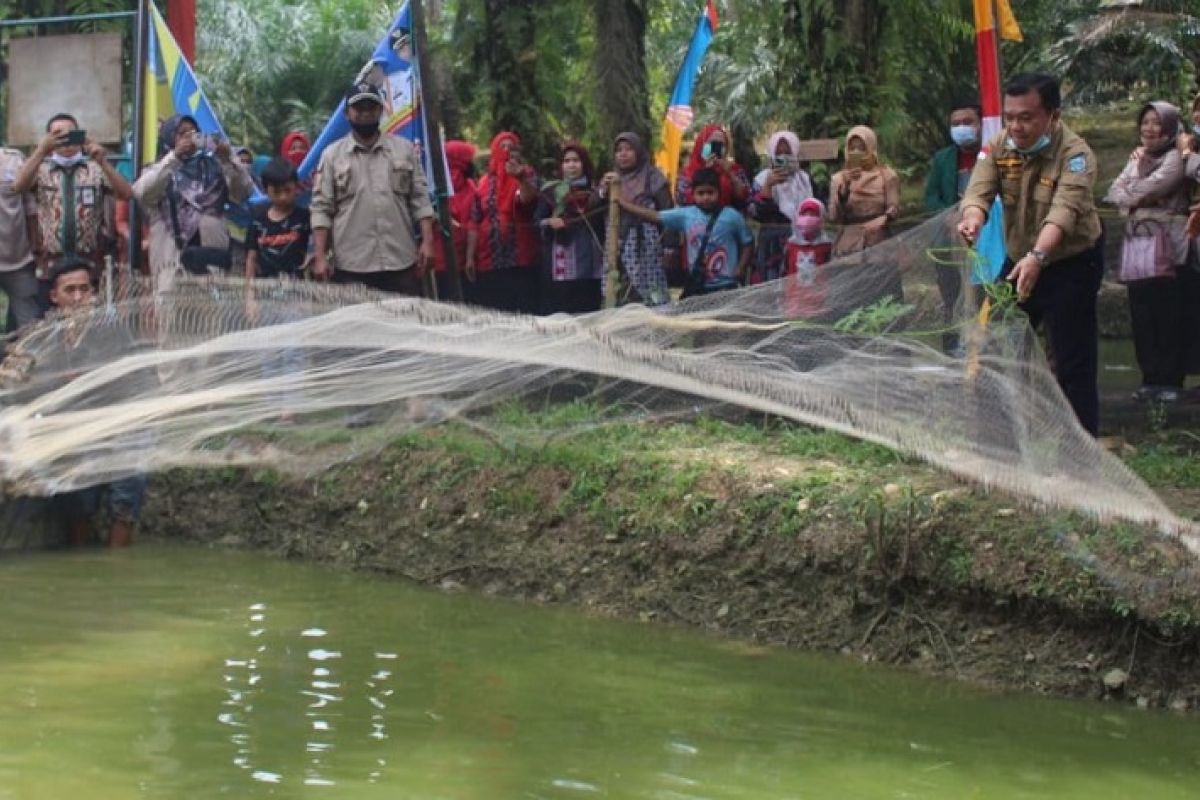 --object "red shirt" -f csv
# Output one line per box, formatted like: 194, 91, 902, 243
784, 236, 834, 319
471, 173, 540, 272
